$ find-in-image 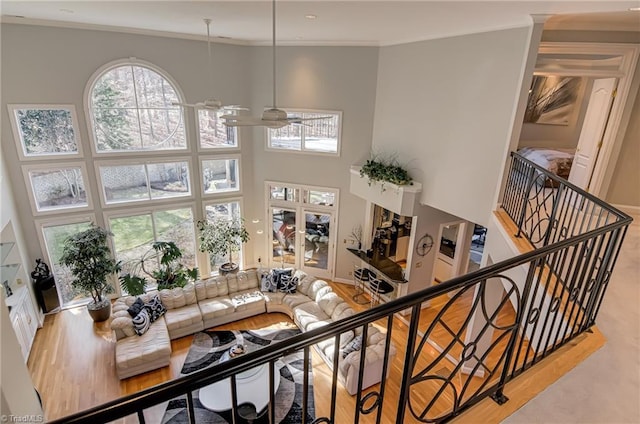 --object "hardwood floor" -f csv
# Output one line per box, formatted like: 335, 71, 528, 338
28, 280, 604, 423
